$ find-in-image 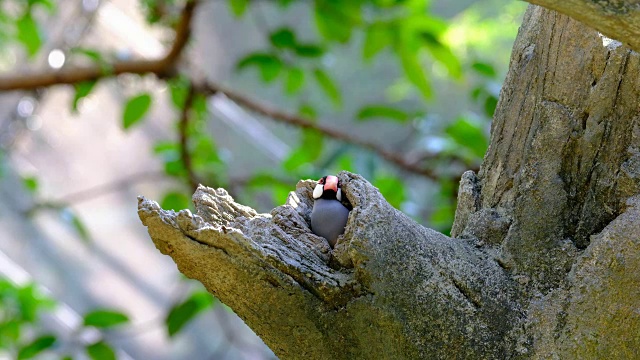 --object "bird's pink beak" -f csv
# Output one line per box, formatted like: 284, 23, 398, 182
324, 175, 339, 192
